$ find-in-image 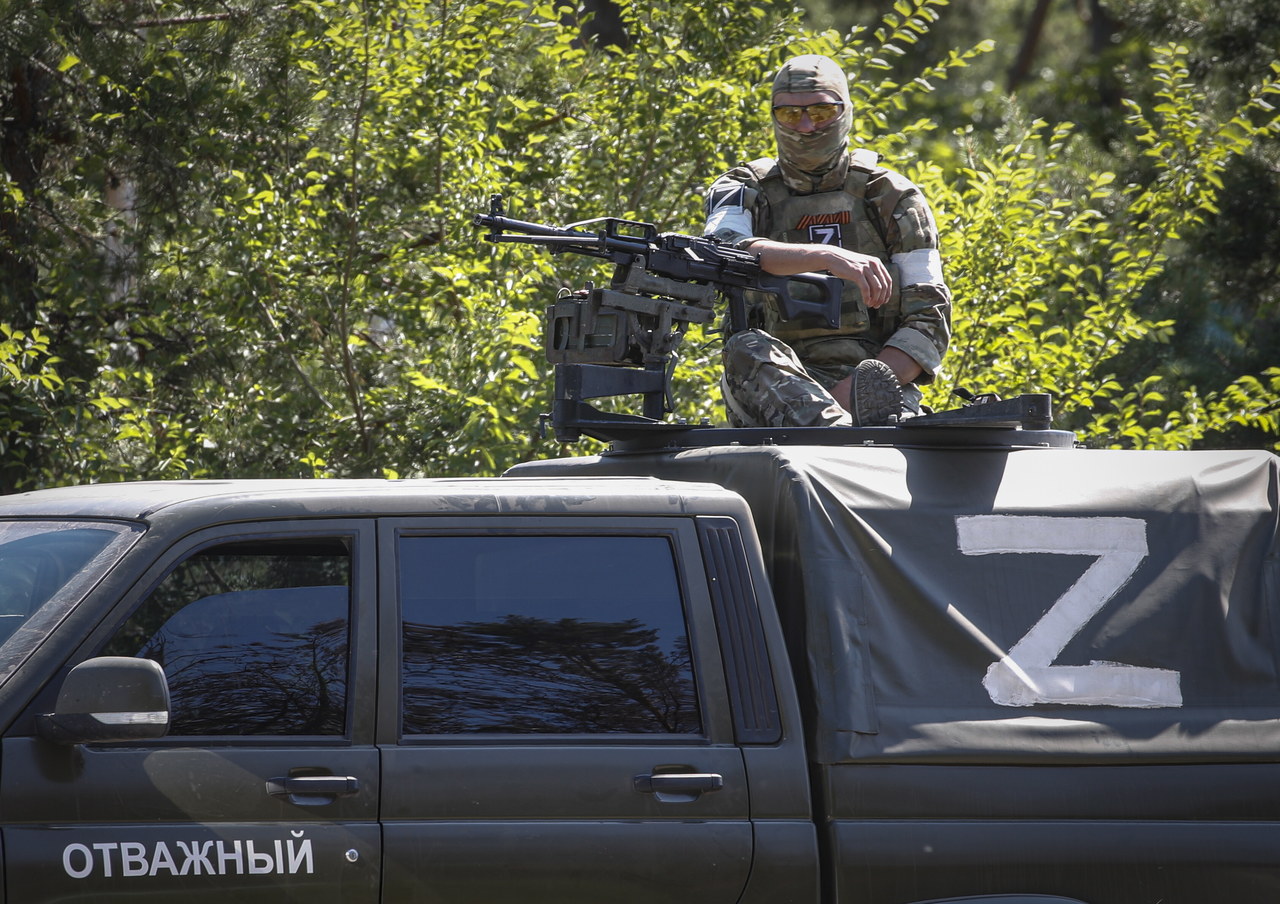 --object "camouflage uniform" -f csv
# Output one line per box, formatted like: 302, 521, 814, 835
704, 55, 952, 428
